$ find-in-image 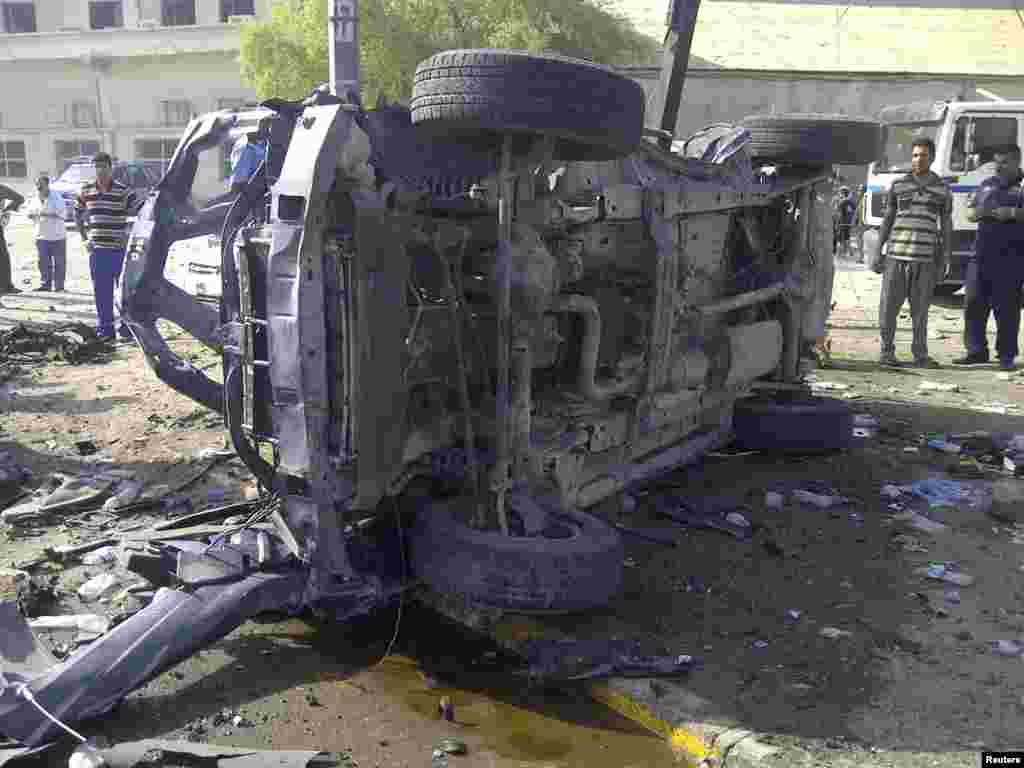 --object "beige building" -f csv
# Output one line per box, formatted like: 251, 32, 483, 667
0, 0, 272, 197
